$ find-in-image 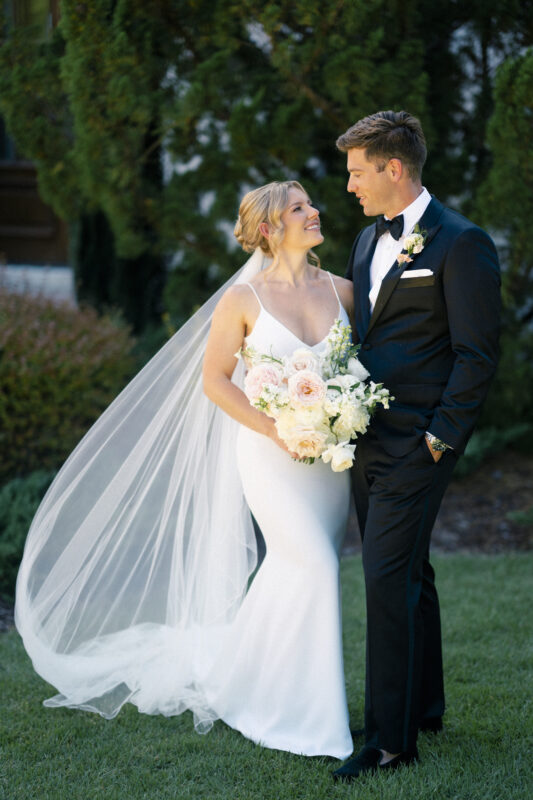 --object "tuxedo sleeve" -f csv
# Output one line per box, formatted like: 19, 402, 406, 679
428, 227, 501, 453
